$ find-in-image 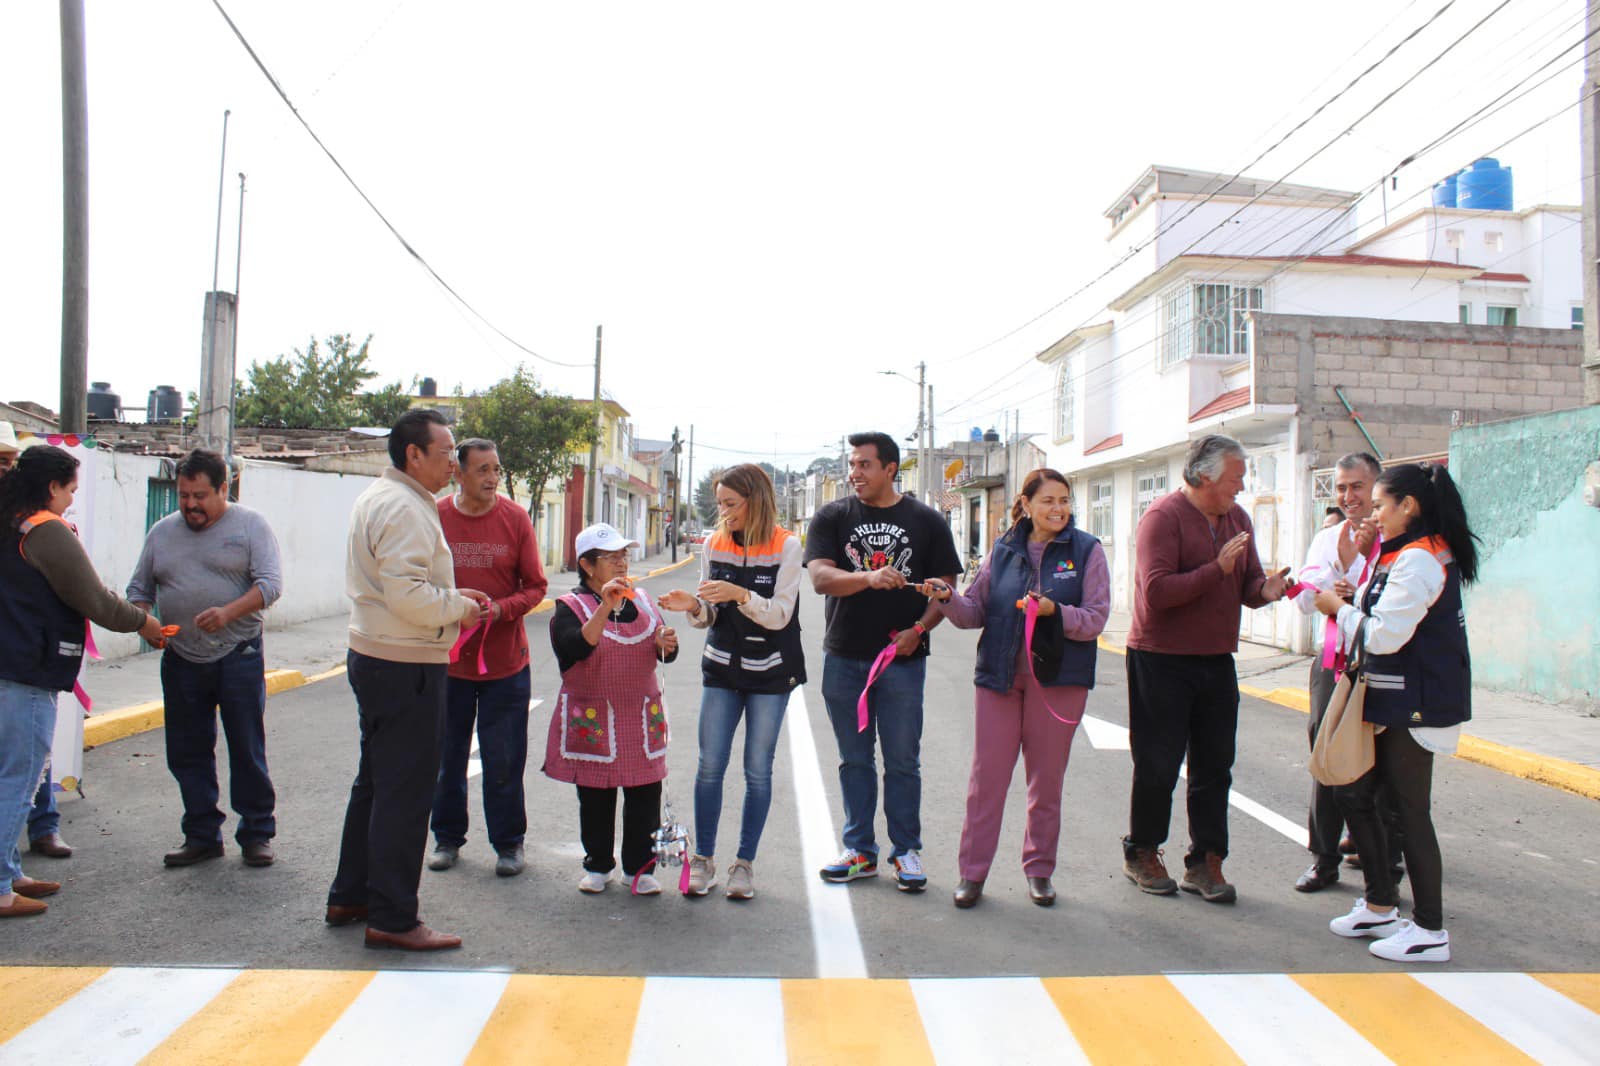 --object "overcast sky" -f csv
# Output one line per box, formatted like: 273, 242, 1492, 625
1, 0, 1585, 469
